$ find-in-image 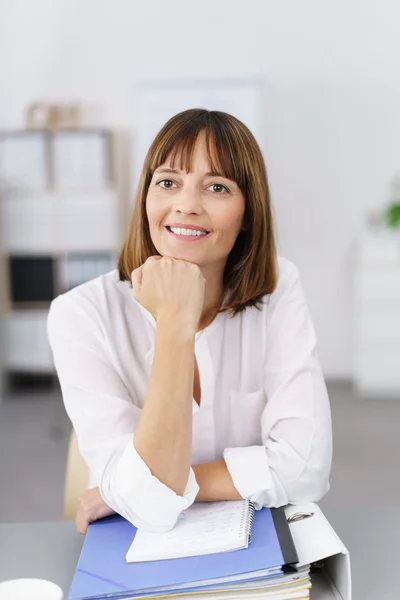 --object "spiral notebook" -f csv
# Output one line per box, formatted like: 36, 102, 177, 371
126, 500, 255, 563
